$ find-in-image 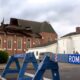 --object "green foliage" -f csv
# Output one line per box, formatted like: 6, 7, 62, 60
0, 50, 9, 63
